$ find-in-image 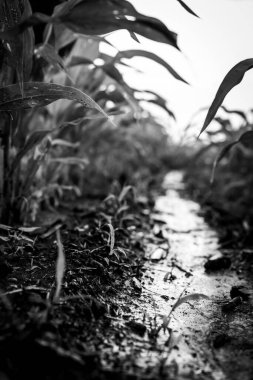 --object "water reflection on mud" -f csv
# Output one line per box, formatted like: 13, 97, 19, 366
137, 171, 238, 379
